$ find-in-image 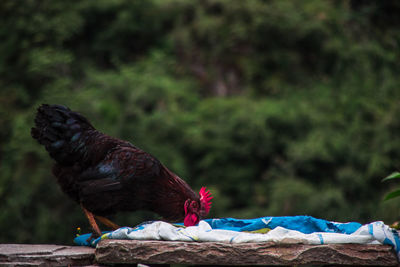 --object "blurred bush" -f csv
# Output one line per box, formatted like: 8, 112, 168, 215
1, 0, 400, 244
